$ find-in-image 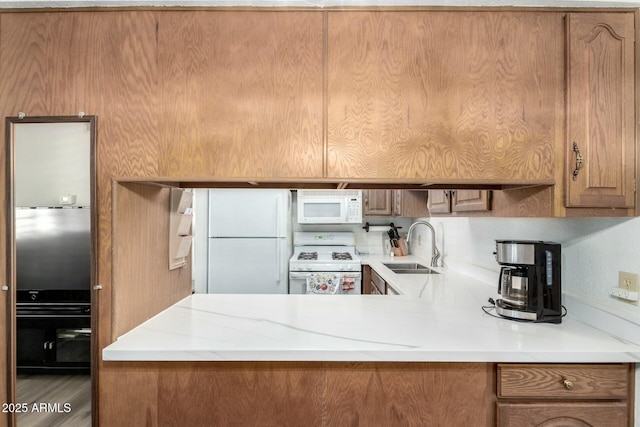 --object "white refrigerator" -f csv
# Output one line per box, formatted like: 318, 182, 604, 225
207, 189, 292, 294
